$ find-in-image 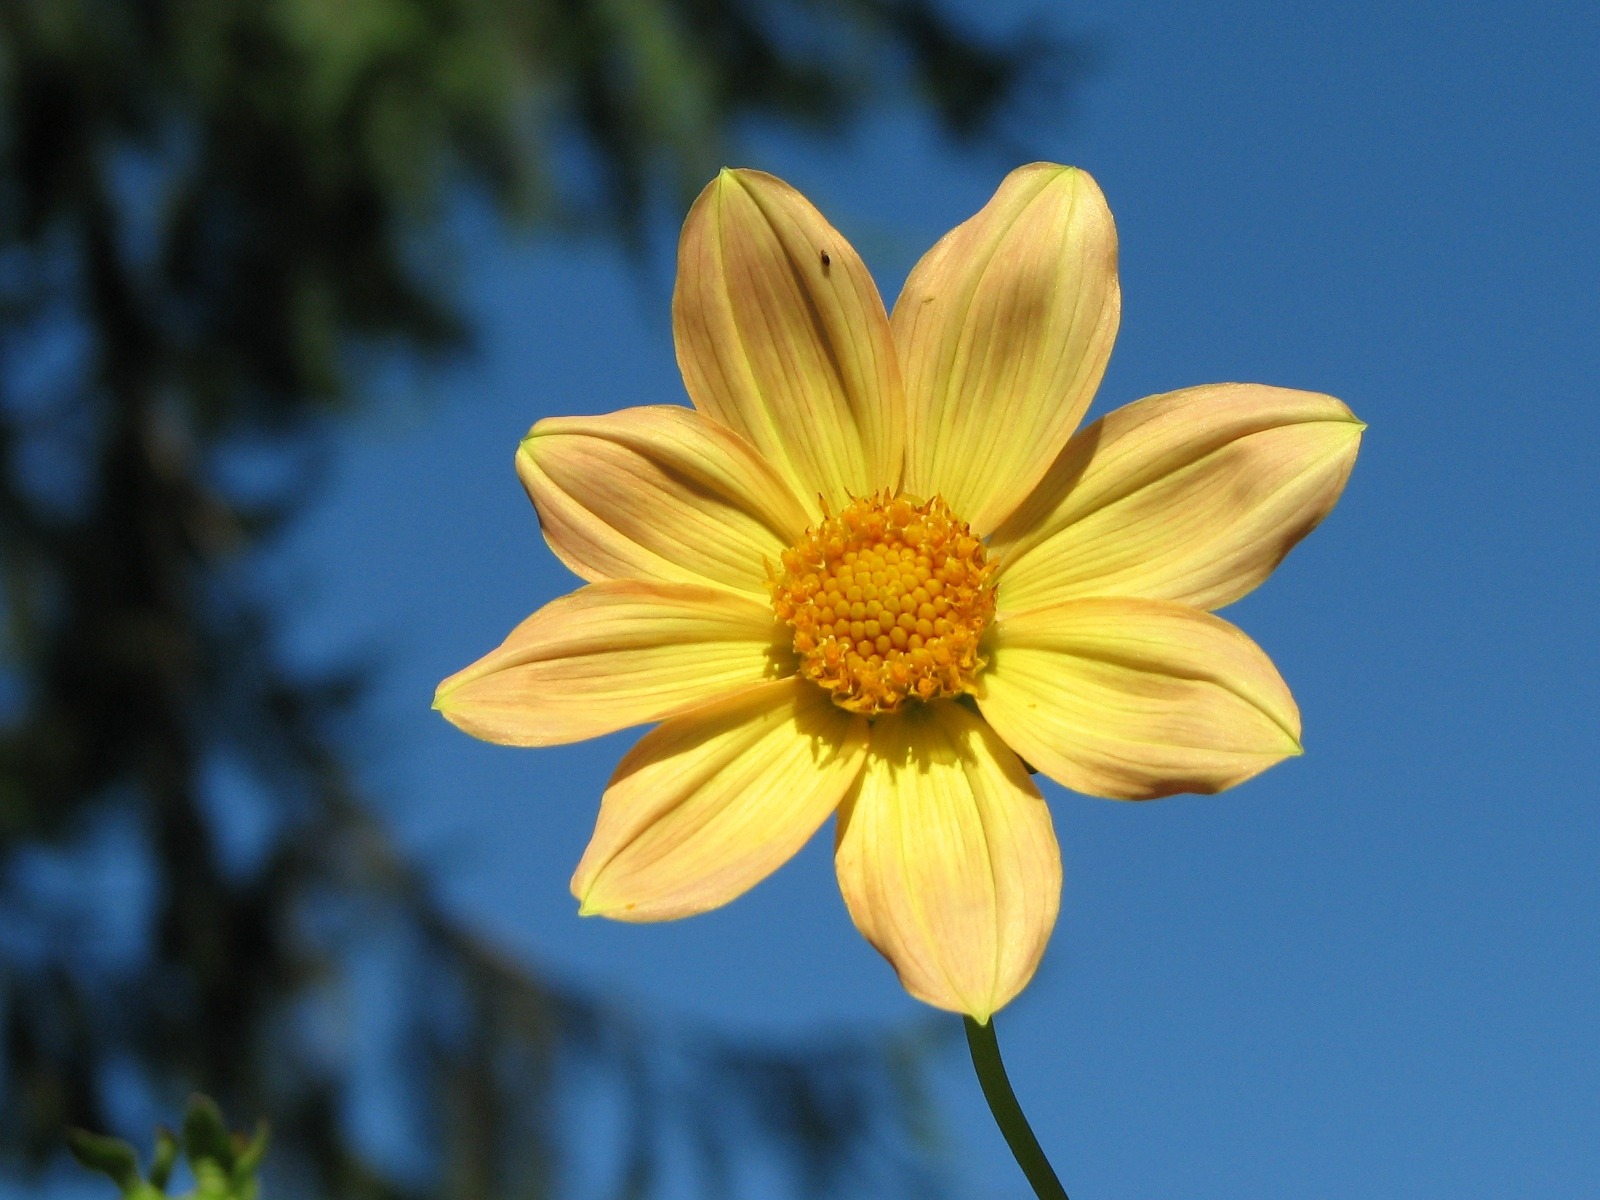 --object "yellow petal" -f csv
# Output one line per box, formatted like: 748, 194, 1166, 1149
974, 597, 1302, 801
991, 384, 1364, 613
893, 164, 1120, 534
672, 168, 903, 515
573, 677, 868, 921
833, 702, 1060, 1021
517, 404, 812, 598
433, 580, 793, 746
